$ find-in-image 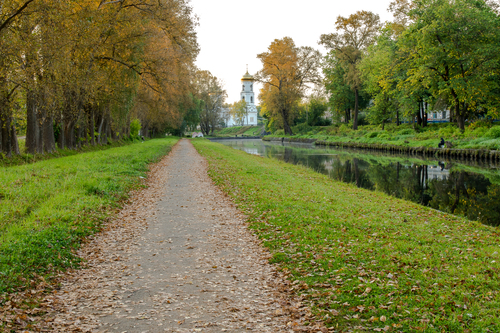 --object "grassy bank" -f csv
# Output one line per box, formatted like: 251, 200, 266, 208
267, 122, 500, 150
193, 139, 500, 332
1, 137, 144, 168
0, 138, 178, 293
212, 125, 262, 137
